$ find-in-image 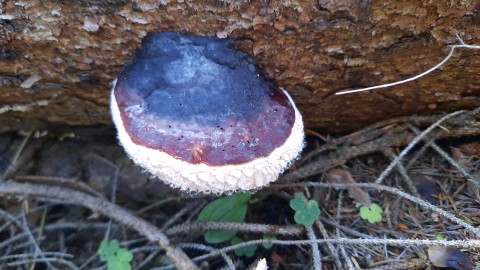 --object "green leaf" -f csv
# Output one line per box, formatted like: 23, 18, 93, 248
289, 193, 321, 227
97, 239, 133, 270
98, 240, 109, 261
244, 244, 257, 257
359, 203, 383, 223
306, 200, 321, 217
231, 236, 243, 256
231, 237, 257, 257
204, 230, 238, 244
436, 234, 445, 241
199, 193, 251, 221
108, 259, 131, 270
107, 260, 122, 270
262, 234, 276, 249
199, 193, 251, 244
98, 239, 119, 262
289, 193, 307, 212
117, 248, 133, 262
